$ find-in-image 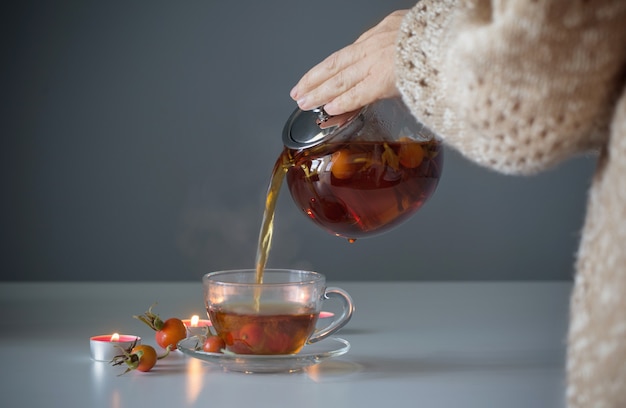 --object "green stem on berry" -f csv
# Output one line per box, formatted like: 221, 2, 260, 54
133, 303, 164, 331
